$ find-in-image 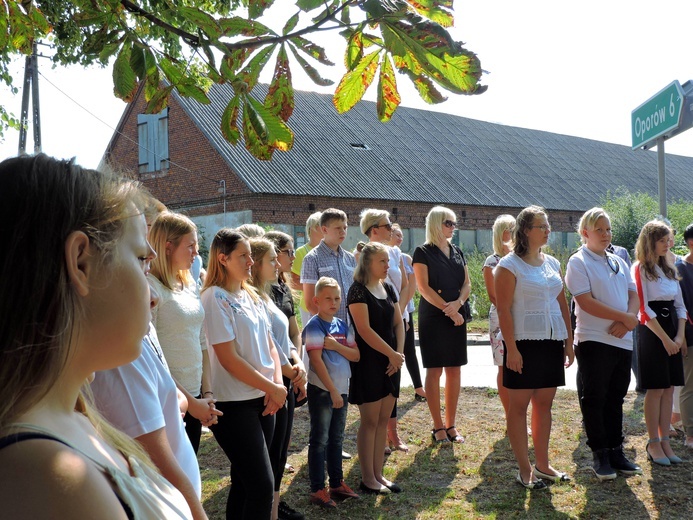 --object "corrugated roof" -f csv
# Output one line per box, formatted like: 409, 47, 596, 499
173, 83, 693, 211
